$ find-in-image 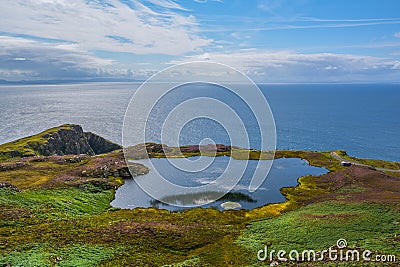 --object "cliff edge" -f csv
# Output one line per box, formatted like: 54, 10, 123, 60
0, 124, 121, 158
